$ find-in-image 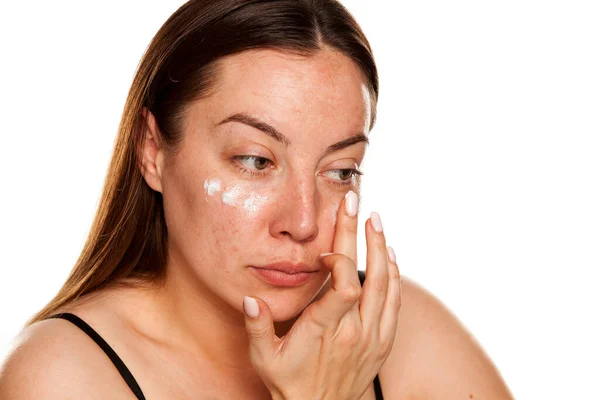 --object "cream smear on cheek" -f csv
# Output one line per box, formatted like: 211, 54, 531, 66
203, 178, 222, 196
203, 177, 269, 213
204, 176, 349, 222
242, 192, 269, 213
